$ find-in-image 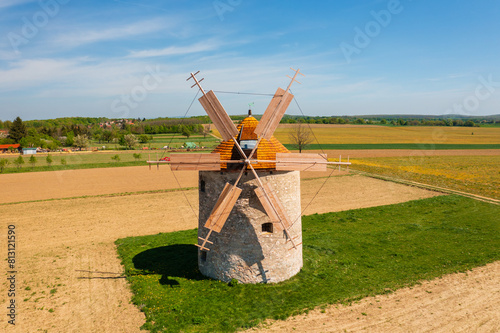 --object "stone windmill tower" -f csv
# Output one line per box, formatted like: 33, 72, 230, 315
152, 69, 350, 283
